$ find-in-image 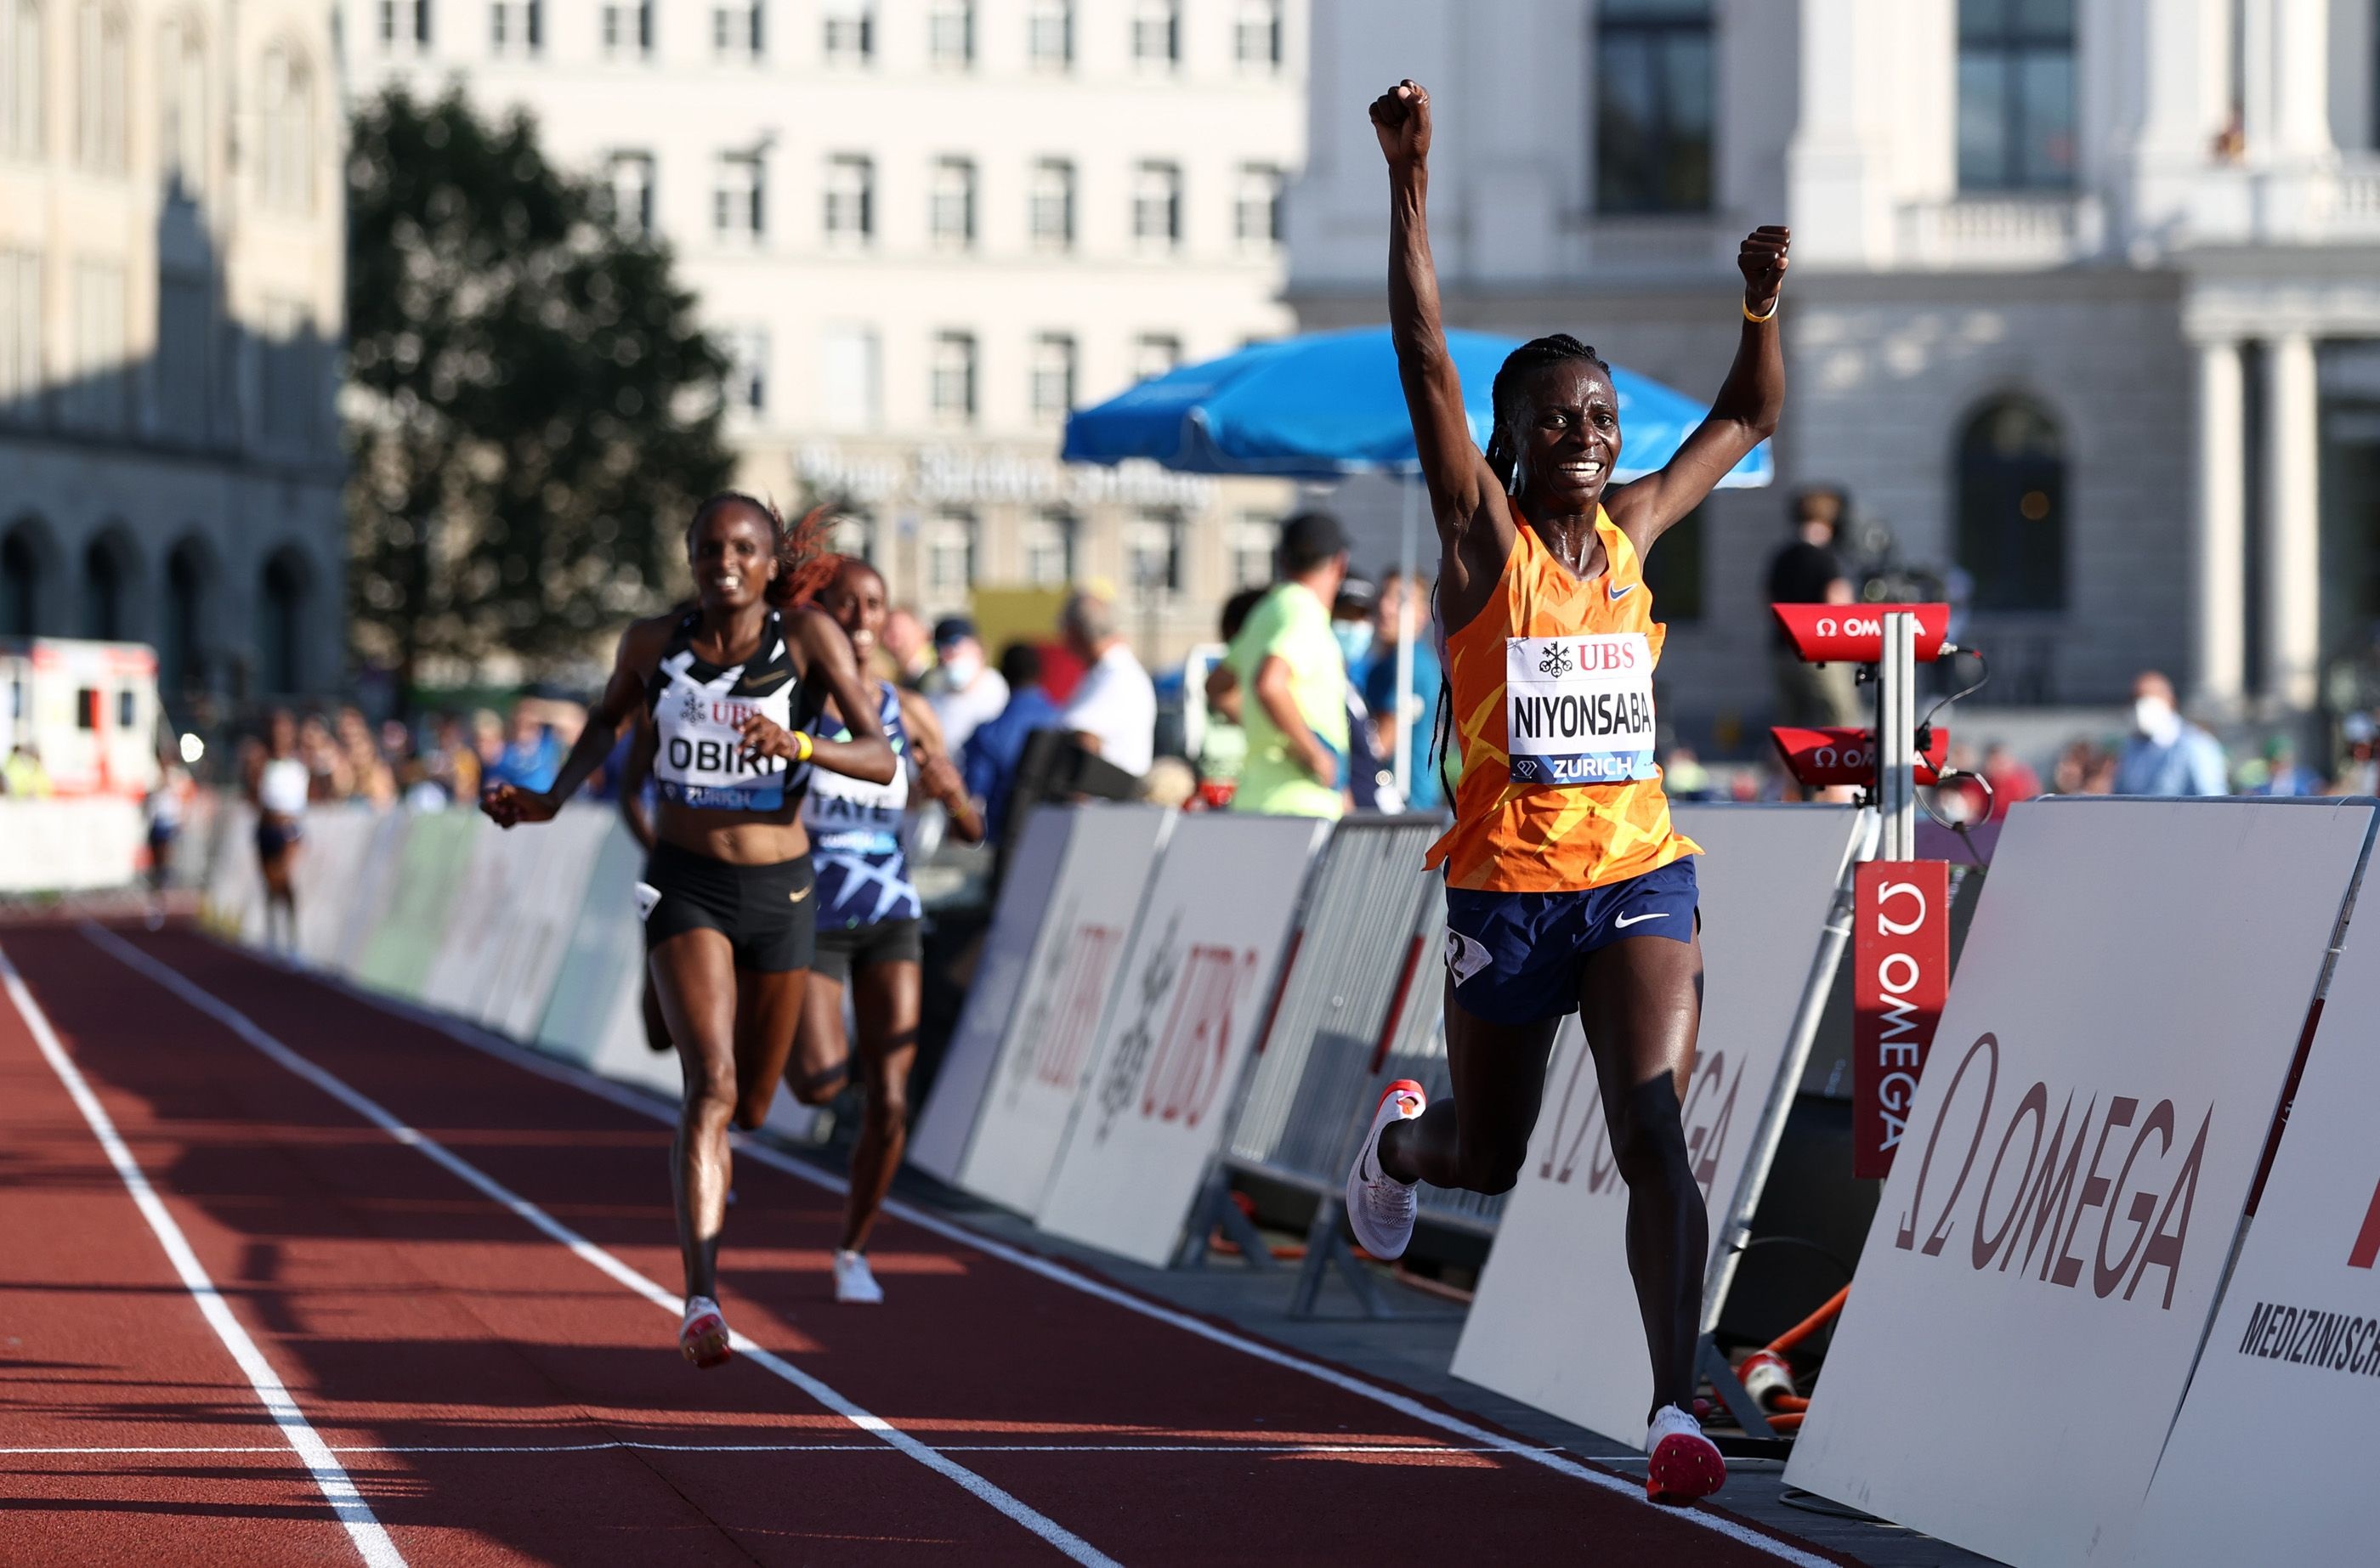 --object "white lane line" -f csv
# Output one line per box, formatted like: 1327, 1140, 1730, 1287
235, 937, 1839, 1568
7, 1441, 1550, 1457
82, 926, 1119, 1568
0, 942, 406, 1568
